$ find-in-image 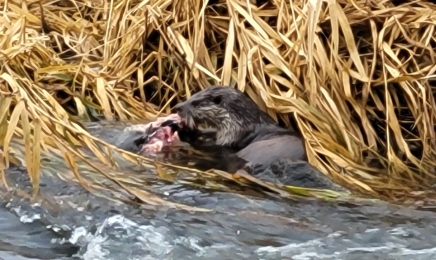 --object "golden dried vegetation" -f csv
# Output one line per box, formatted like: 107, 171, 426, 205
1, 0, 436, 203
